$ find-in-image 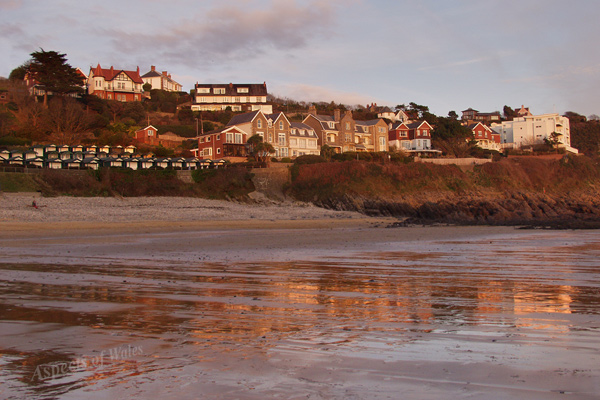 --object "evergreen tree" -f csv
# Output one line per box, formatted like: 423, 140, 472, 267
26, 49, 84, 98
